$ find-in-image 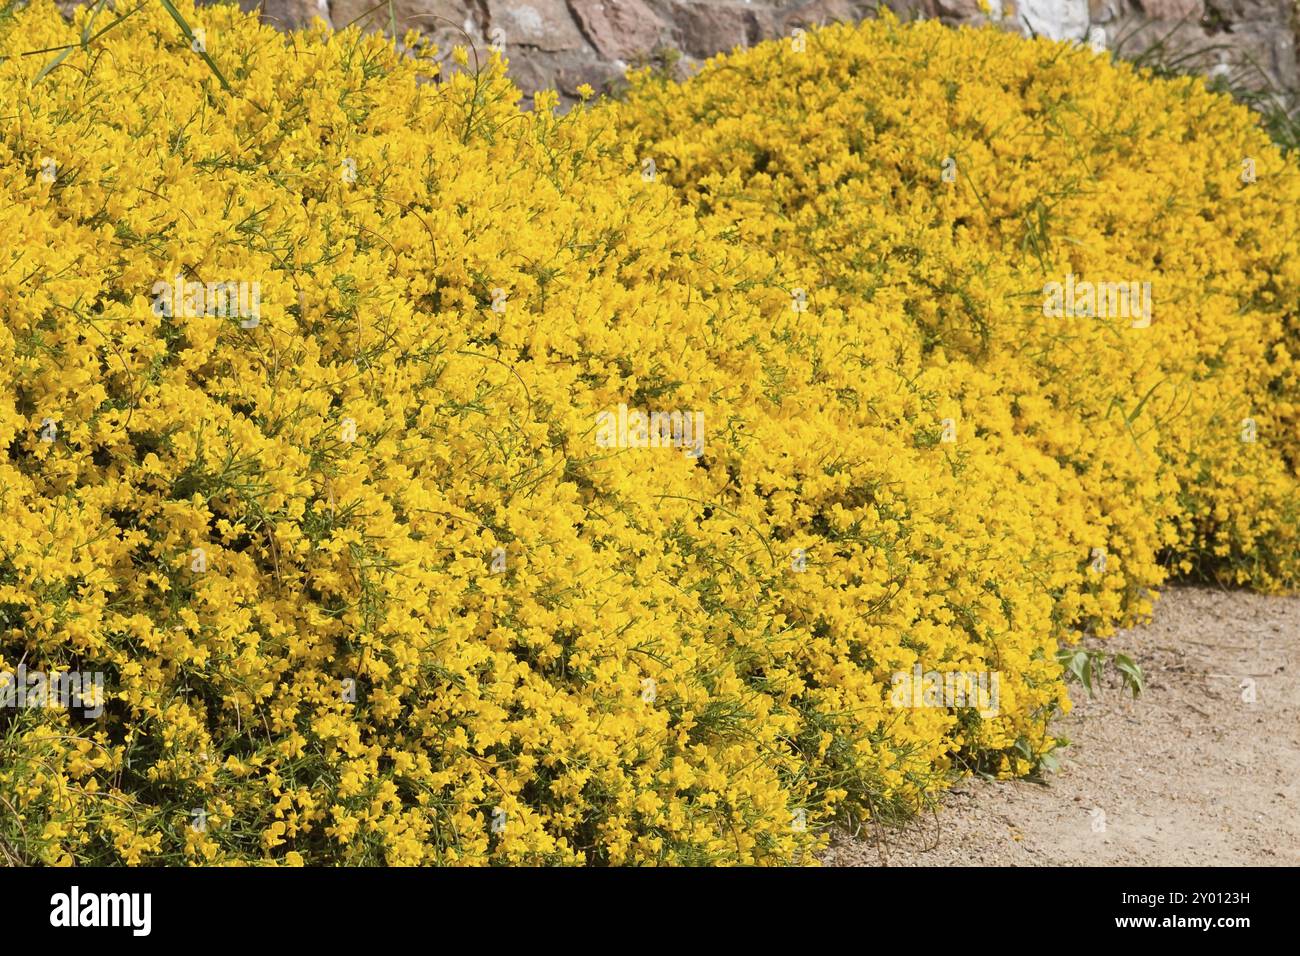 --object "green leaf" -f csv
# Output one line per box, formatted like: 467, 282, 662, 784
1115, 654, 1145, 698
